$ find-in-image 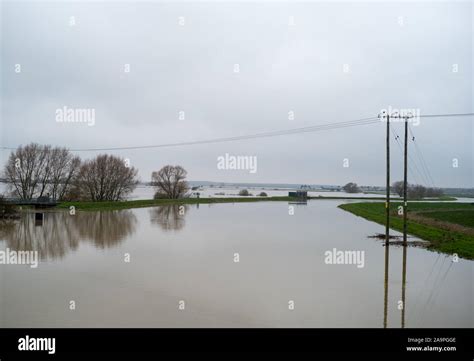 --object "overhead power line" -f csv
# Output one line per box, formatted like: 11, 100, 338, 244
70, 117, 380, 151
0, 111, 471, 152
408, 125, 436, 188
418, 112, 474, 118
1, 116, 379, 152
